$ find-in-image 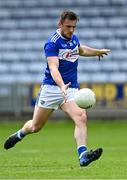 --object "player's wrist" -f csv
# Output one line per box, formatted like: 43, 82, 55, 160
59, 83, 65, 89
